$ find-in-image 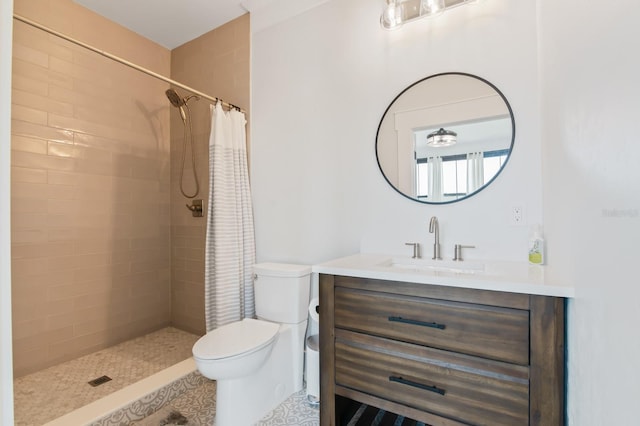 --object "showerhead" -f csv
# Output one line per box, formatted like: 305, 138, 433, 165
166, 88, 188, 124
166, 89, 201, 124
165, 88, 185, 108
